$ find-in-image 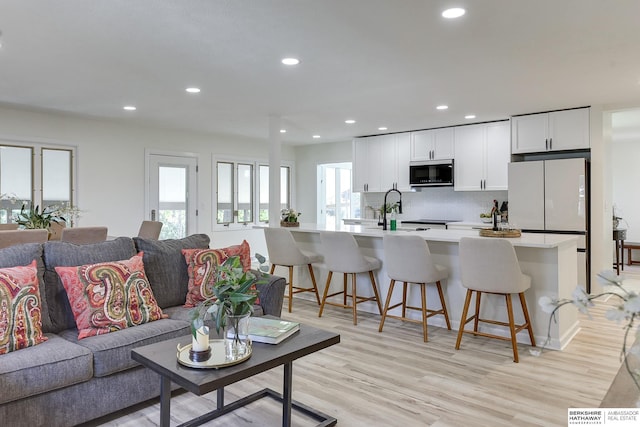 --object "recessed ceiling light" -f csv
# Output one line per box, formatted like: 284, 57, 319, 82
436, 105, 449, 110
280, 129, 286, 133
345, 119, 356, 124
465, 114, 476, 119
281, 57, 300, 65
313, 135, 321, 139
442, 8, 466, 19
186, 87, 201, 93
378, 127, 388, 131
123, 106, 136, 111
